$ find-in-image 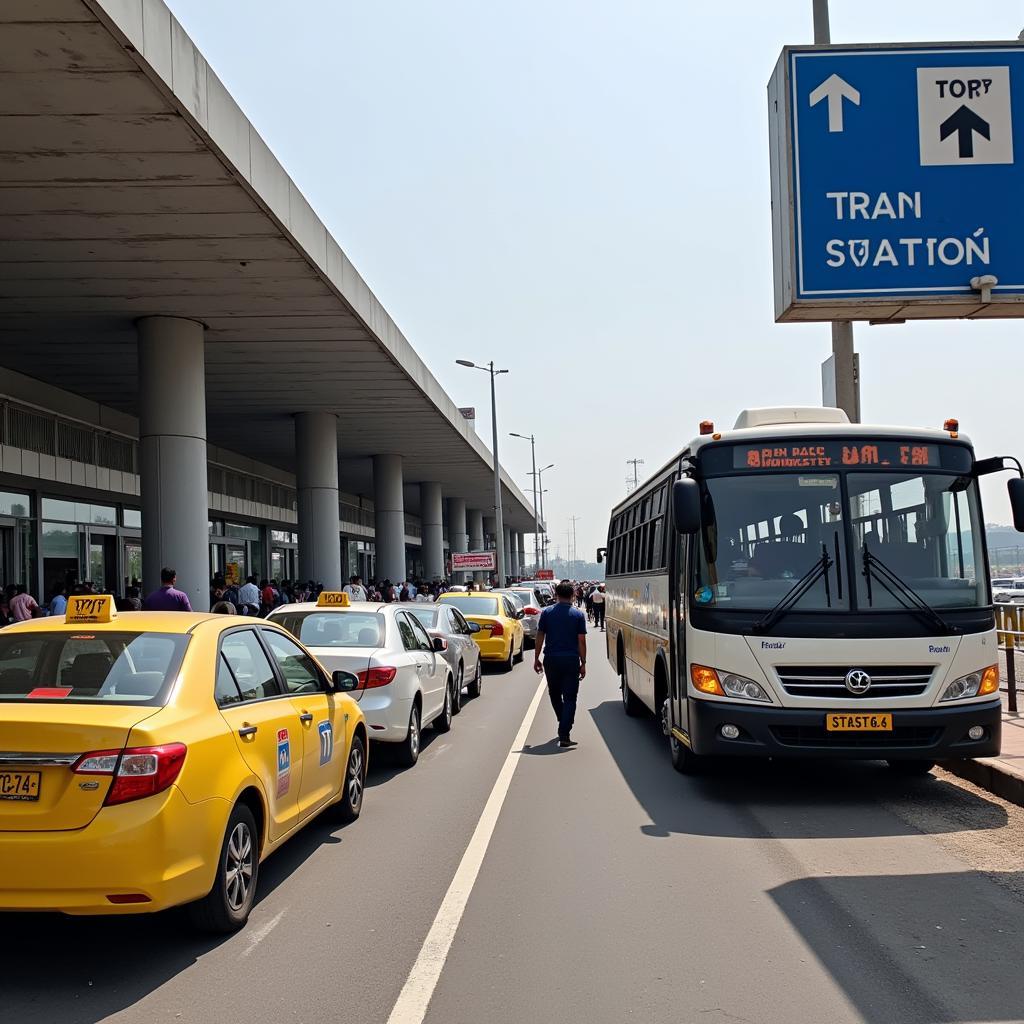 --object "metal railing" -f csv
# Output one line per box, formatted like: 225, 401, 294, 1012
995, 603, 1024, 713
